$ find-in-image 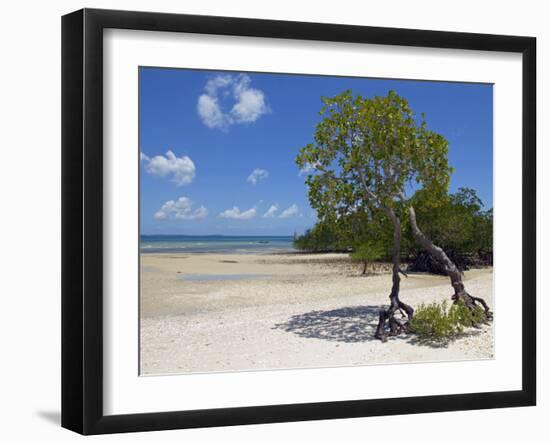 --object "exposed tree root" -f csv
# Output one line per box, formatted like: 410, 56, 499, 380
451, 282, 493, 321
374, 208, 414, 341
408, 205, 493, 322
375, 296, 414, 341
